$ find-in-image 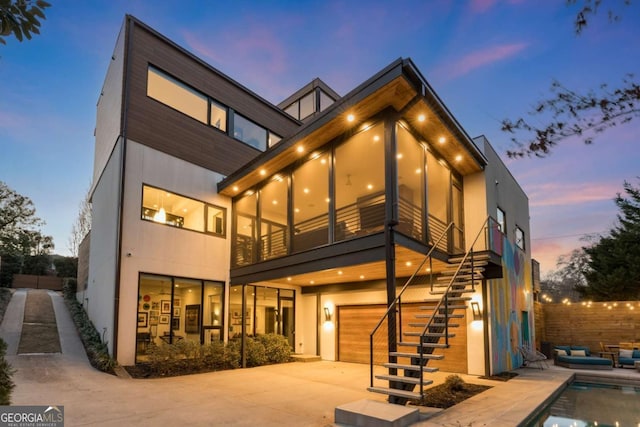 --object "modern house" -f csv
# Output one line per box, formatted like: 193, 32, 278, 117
82, 15, 534, 400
